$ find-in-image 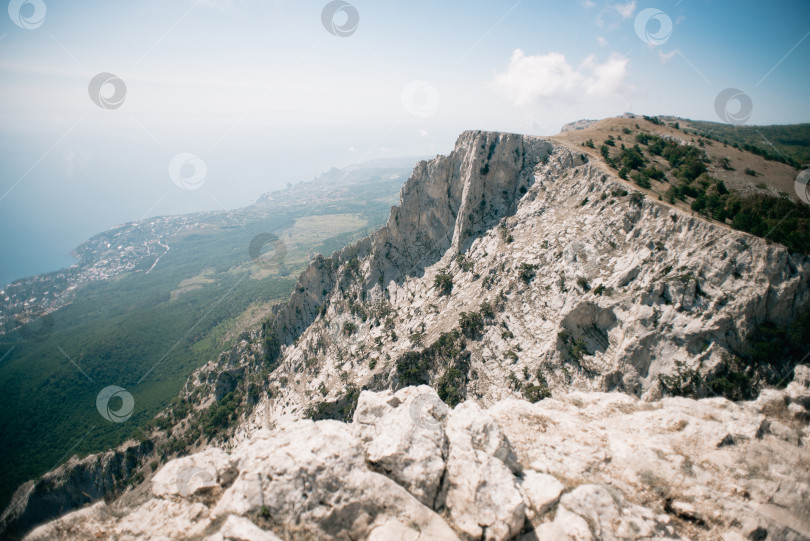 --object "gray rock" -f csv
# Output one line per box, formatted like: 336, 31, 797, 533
794, 365, 810, 387
20, 378, 810, 540
518, 471, 564, 518
786, 380, 810, 409
211, 421, 458, 540
535, 484, 676, 540
442, 401, 525, 541
211, 515, 282, 541
352, 386, 449, 507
